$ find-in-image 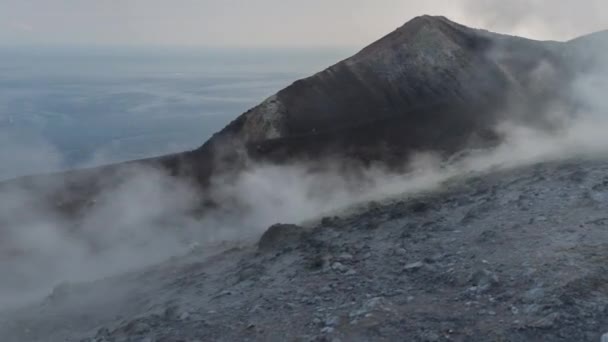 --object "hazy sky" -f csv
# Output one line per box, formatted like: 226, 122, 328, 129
1, 0, 607, 47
